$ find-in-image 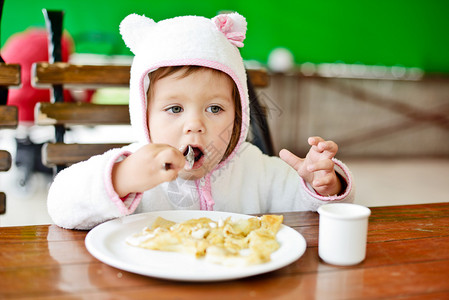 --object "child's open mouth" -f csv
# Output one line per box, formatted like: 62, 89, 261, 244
183, 145, 204, 169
